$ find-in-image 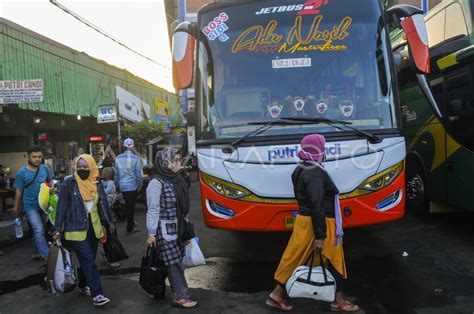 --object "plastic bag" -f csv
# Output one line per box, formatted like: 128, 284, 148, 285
38, 182, 58, 225
104, 232, 129, 263
38, 182, 51, 212
46, 194, 58, 225
182, 237, 206, 268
